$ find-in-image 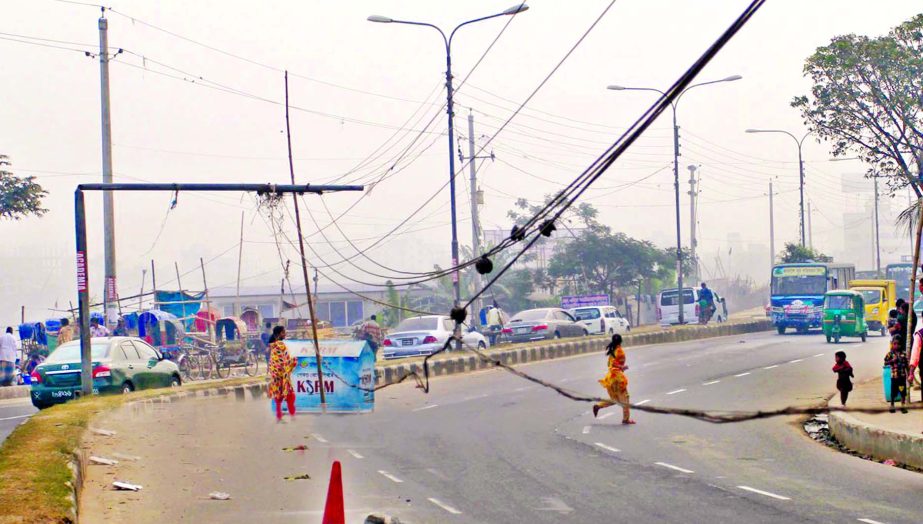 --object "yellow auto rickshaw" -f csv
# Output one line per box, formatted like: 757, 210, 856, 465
849, 279, 896, 336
